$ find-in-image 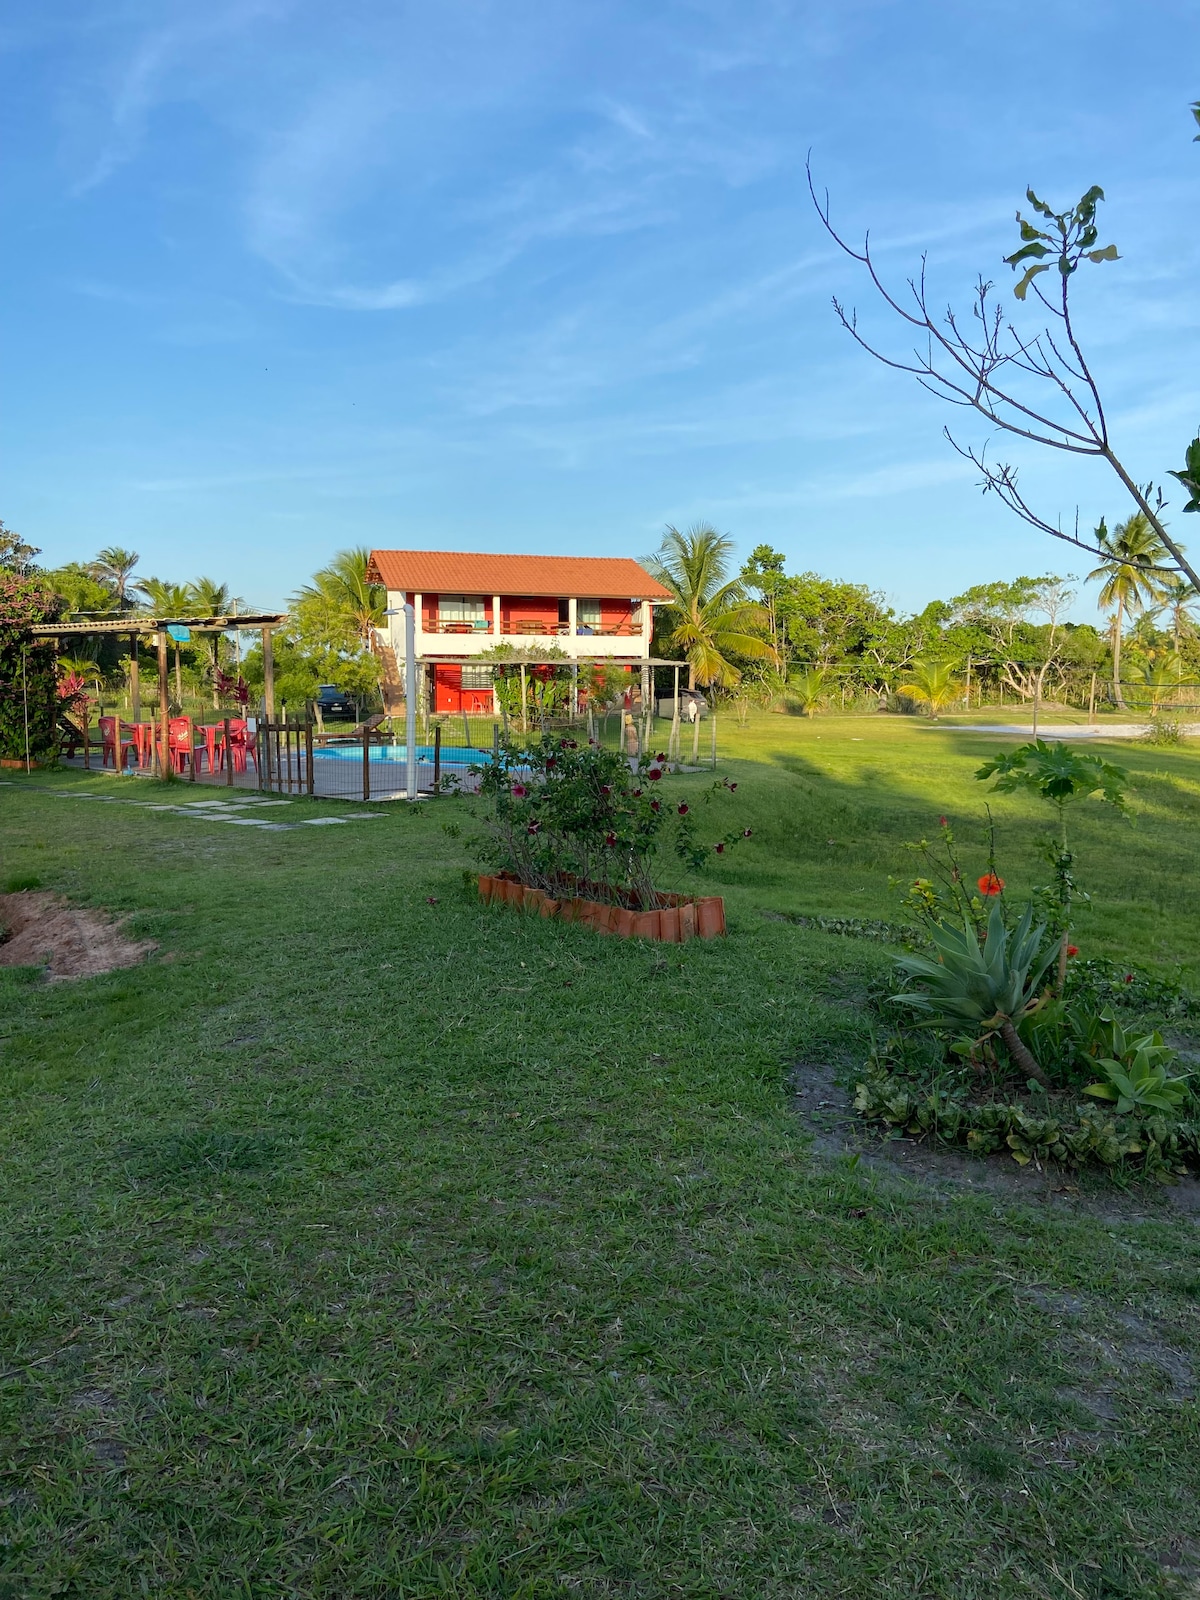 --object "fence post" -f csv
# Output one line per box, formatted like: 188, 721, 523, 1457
363, 724, 370, 802
223, 718, 233, 786
691, 712, 701, 766
492, 722, 500, 758
710, 714, 717, 769
305, 714, 314, 796
434, 722, 442, 792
